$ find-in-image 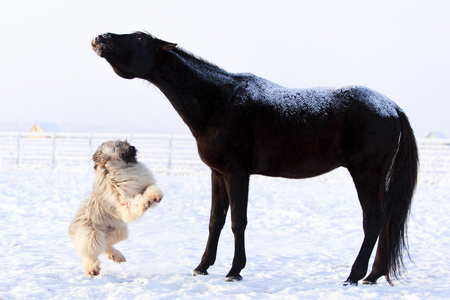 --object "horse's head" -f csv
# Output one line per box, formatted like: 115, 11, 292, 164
92, 32, 177, 79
